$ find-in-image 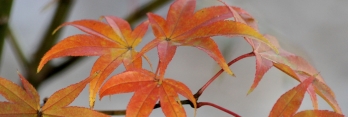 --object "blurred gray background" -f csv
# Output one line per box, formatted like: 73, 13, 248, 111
0, 0, 347, 116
